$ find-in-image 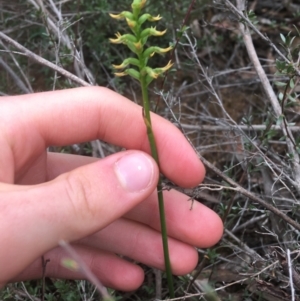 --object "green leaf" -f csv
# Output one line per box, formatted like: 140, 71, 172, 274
280, 33, 286, 44
276, 114, 284, 126
275, 59, 286, 72
289, 36, 296, 47
288, 94, 296, 102
275, 81, 287, 87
